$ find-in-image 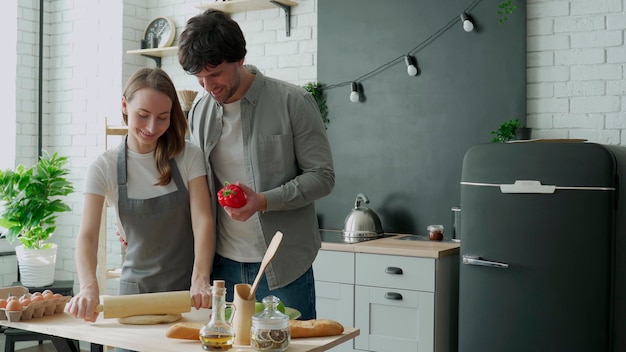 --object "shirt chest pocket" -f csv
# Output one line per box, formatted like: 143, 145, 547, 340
258, 134, 294, 174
